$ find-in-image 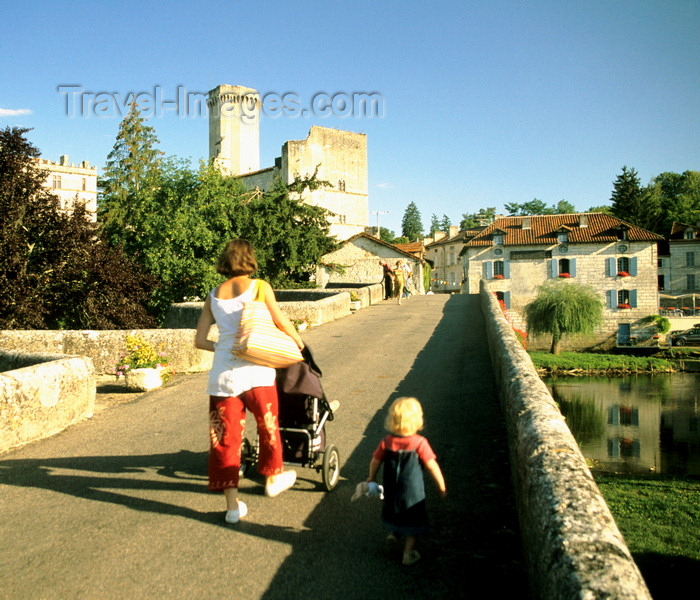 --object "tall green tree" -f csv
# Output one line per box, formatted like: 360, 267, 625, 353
401, 201, 423, 241
98, 101, 164, 247
429, 213, 440, 236
524, 281, 603, 355
610, 166, 660, 231
439, 214, 452, 233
